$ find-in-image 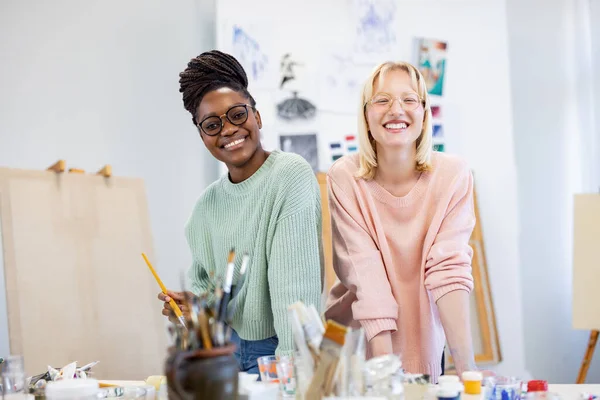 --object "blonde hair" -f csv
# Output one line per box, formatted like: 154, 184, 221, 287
356, 61, 433, 180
